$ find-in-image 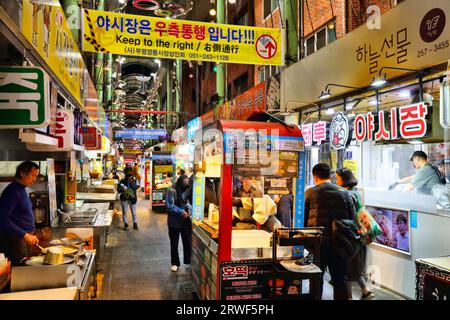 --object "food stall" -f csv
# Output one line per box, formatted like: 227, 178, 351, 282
142, 157, 152, 200
151, 151, 175, 211
190, 119, 308, 300
280, 0, 450, 299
